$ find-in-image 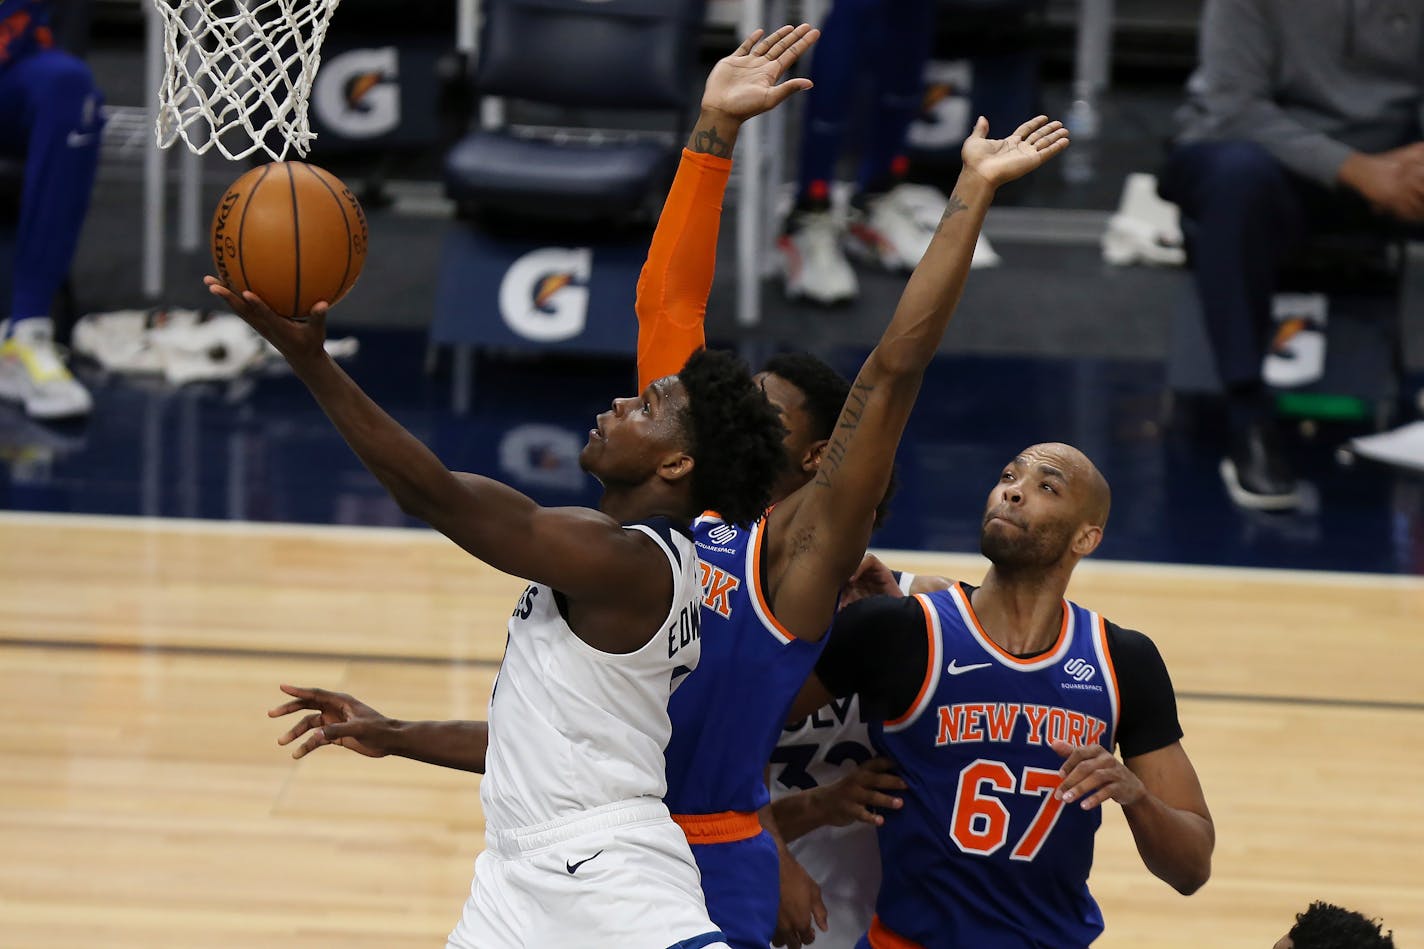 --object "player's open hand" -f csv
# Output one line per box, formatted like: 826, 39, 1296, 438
960, 115, 1070, 188
268, 684, 395, 760
204, 275, 330, 363
772, 850, 828, 949
701, 24, 819, 123
1051, 741, 1146, 810
817, 756, 907, 827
